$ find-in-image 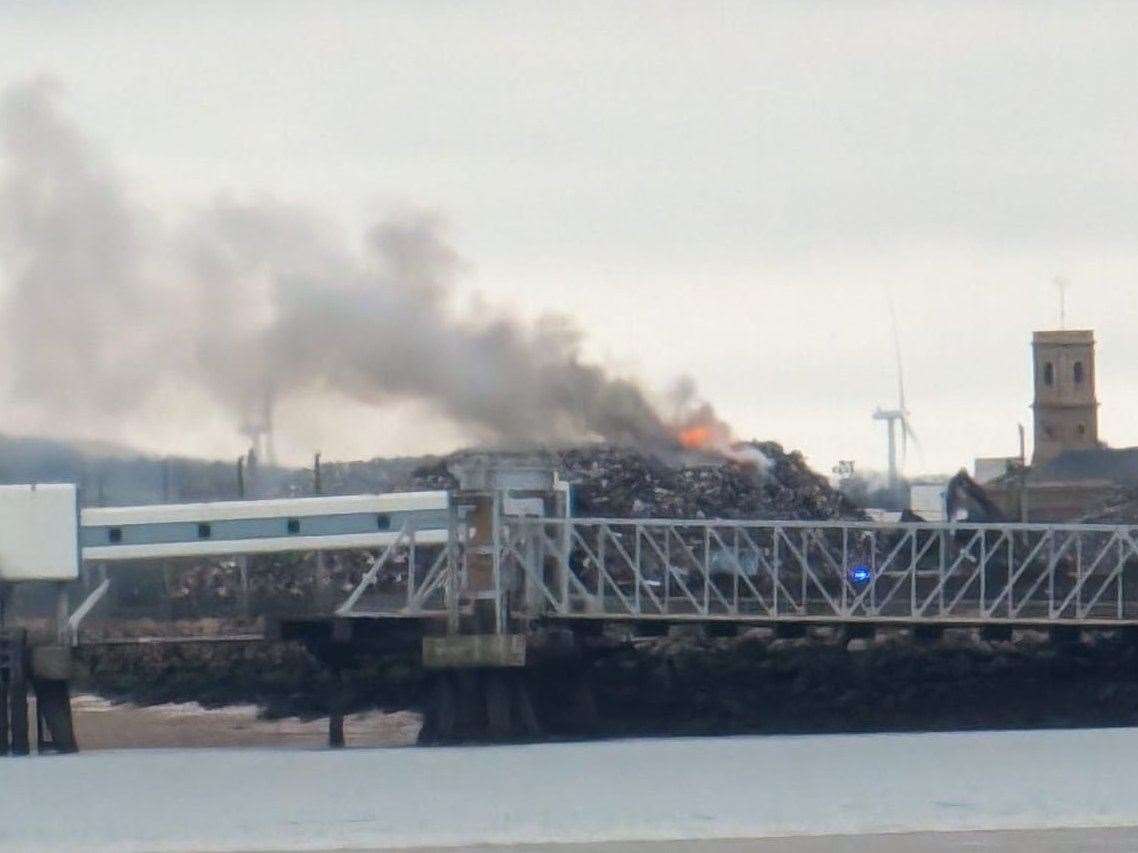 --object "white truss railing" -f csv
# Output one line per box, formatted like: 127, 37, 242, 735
501, 518, 1138, 625
335, 521, 460, 619
70, 509, 1138, 637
